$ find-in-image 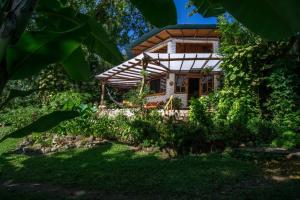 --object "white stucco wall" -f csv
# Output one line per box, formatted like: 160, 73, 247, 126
145, 38, 221, 108
146, 73, 188, 108
146, 73, 222, 108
